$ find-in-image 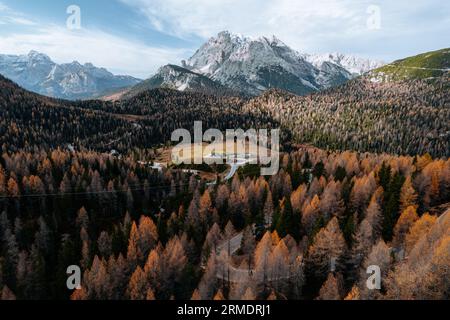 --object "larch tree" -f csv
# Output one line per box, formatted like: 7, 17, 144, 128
76, 207, 89, 230
254, 231, 273, 285
399, 176, 418, 213
191, 289, 201, 300
352, 196, 383, 268
344, 285, 360, 300
306, 217, 347, 279
319, 180, 344, 219
127, 222, 140, 269
144, 248, 162, 294
290, 184, 307, 215
267, 290, 277, 300
128, 266, 148, 300
224, 221, 236, 240
186, 190, 201, 236
405, 213, 437, 254
137, 216, 158, 261
202, 223, 223, 263
97, 231, 112, 258
263, 191, 274, 228
392, 206, 419, 249
359, 240, 391, 300
350, 173, 376, 215
316, 272, 344, 300
146, 288, 156, 300
241, 226, 256, 270
199, 190, 213, 225
241, 287, 256, 300
198, 253, 218, 300
1, 285, 16, 300
268, 239, 290, 291
302, 195, 320, 235
161, 236, 187, 297
84, 256, 109, 300
213, 289, 225, 300
215, 184, 230, 212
